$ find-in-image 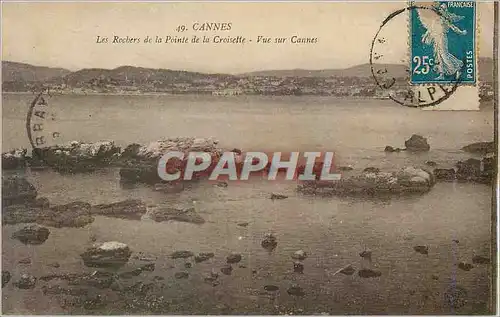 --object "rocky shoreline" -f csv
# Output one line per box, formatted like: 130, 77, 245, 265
1, 135, 495, 314
3, 135, 495, 186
